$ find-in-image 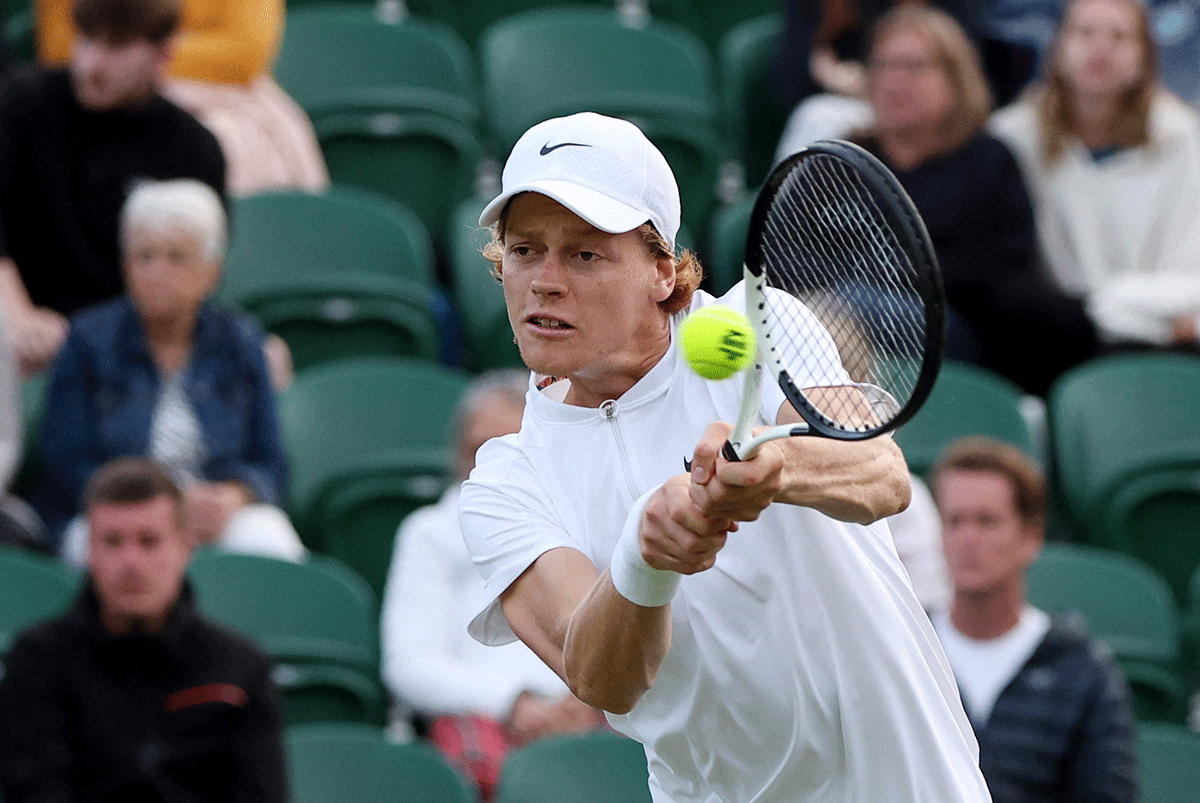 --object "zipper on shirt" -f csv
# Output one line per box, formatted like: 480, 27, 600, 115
600, 399, 642, 500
